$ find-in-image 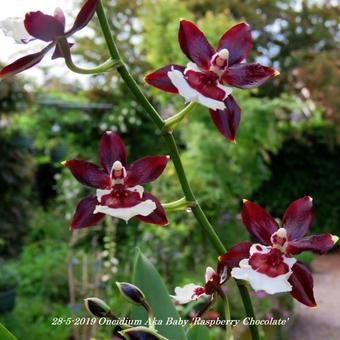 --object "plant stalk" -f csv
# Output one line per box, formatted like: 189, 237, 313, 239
96, 3, 260, 339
